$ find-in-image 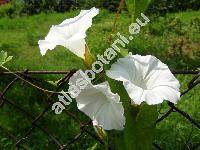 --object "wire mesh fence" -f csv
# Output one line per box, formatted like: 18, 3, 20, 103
0, 69, 199, 149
